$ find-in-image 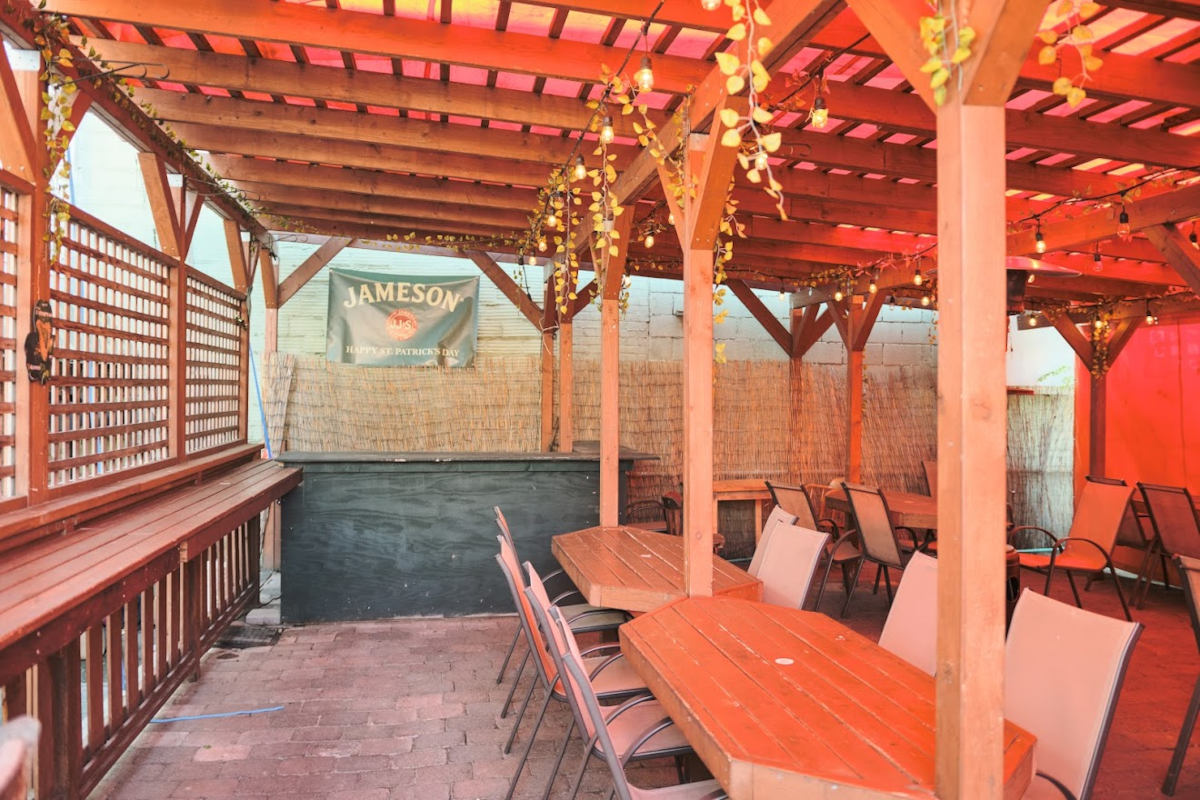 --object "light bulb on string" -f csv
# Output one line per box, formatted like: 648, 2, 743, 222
1034, 221, 1046, 254
1092, 246, 1102, 272
634, 55, 655, 93
701, 0, 721, 10
537, 237, 547, 252
868, 275, 878, 294
1028, 313, 1039, 327
913, 268, 923, 286
1146, 301, 1155, 325
573, 156, 587, 181
1190, 225, 1197, 248
528, 255, 537, 266
599, 116, 615, 145
754, 150, 769, 171
546, 210, 558, 229
1027, 272, 1036, 284
809, 95, 829, 129
644, 232, 655, 249
778, 287, 787, 301
668, 211, 675, 226
833, 288, 844, 302
1117, 205, 1131, 241
920, 294, 931, 307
